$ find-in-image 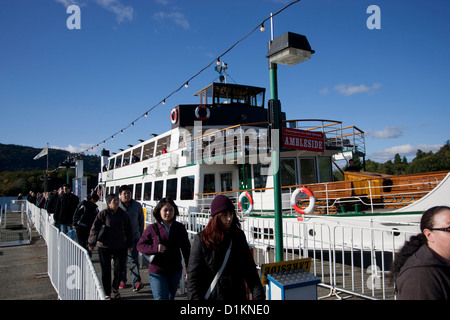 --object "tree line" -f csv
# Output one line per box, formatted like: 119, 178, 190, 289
0, 143, 100, 197
351, 140, 450, 175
